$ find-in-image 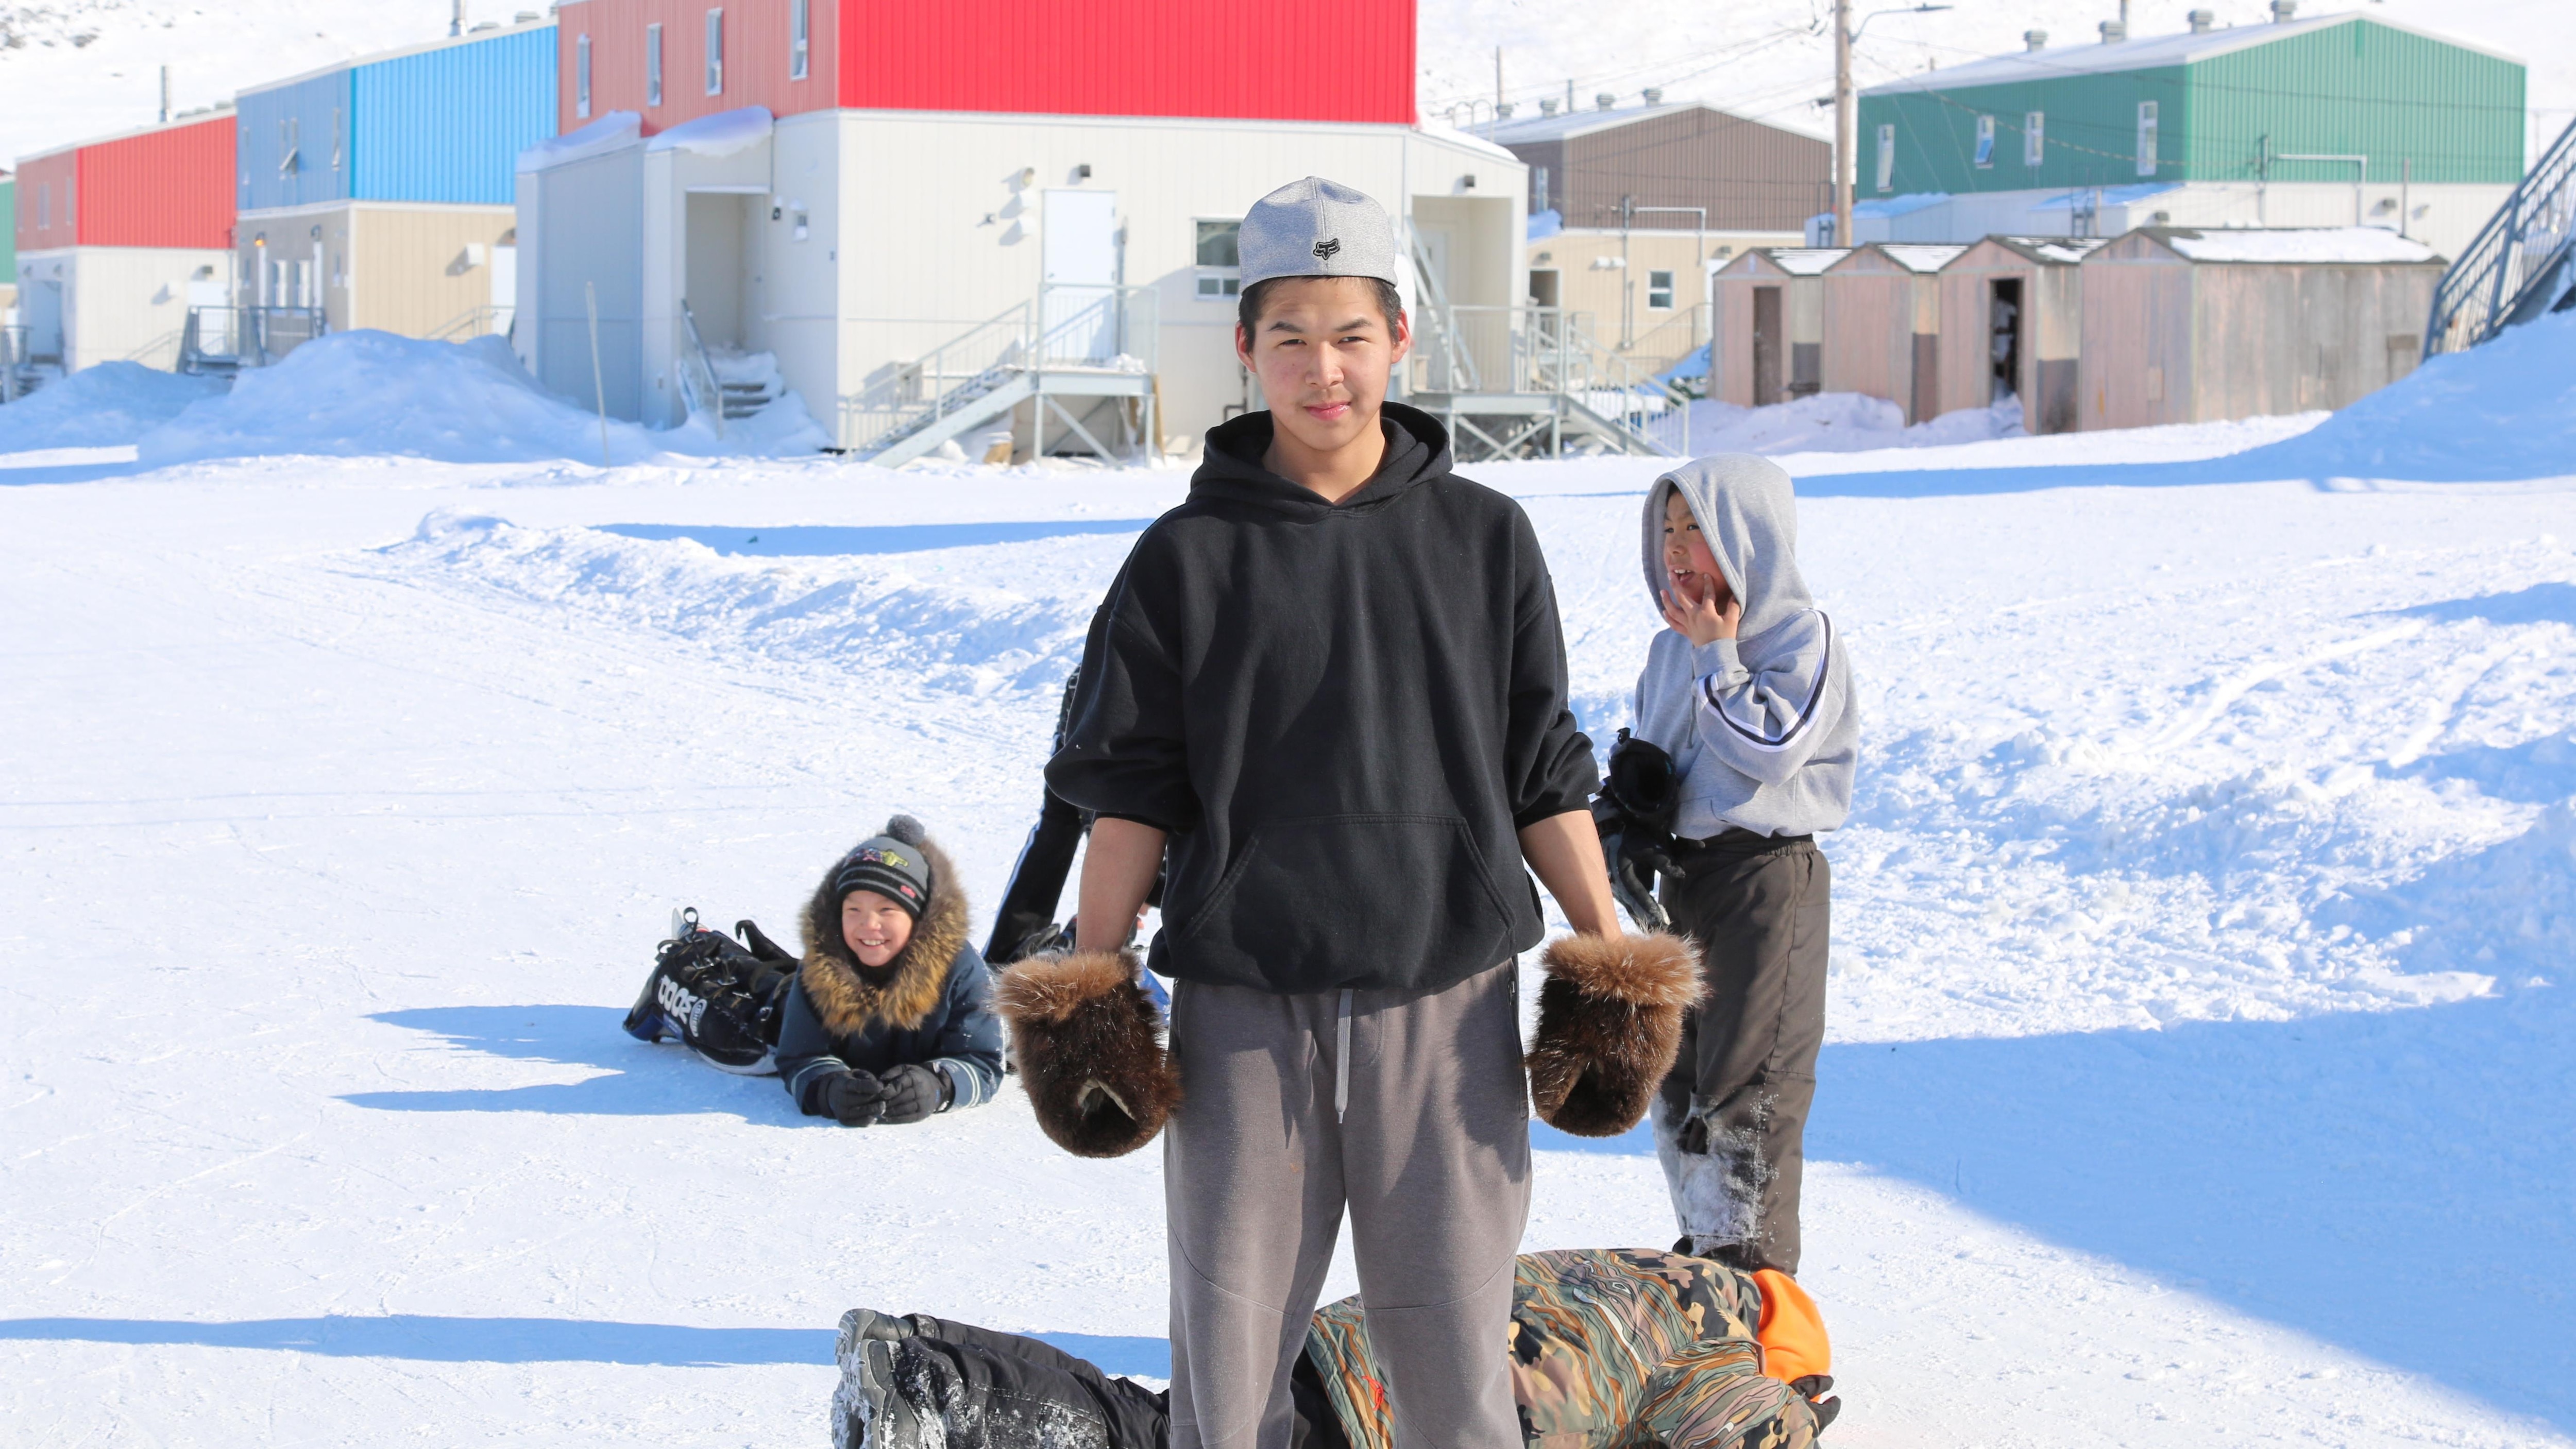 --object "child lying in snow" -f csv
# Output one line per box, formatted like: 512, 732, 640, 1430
829, 1248, 1837, 1449
622, 815, 1003, 1126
